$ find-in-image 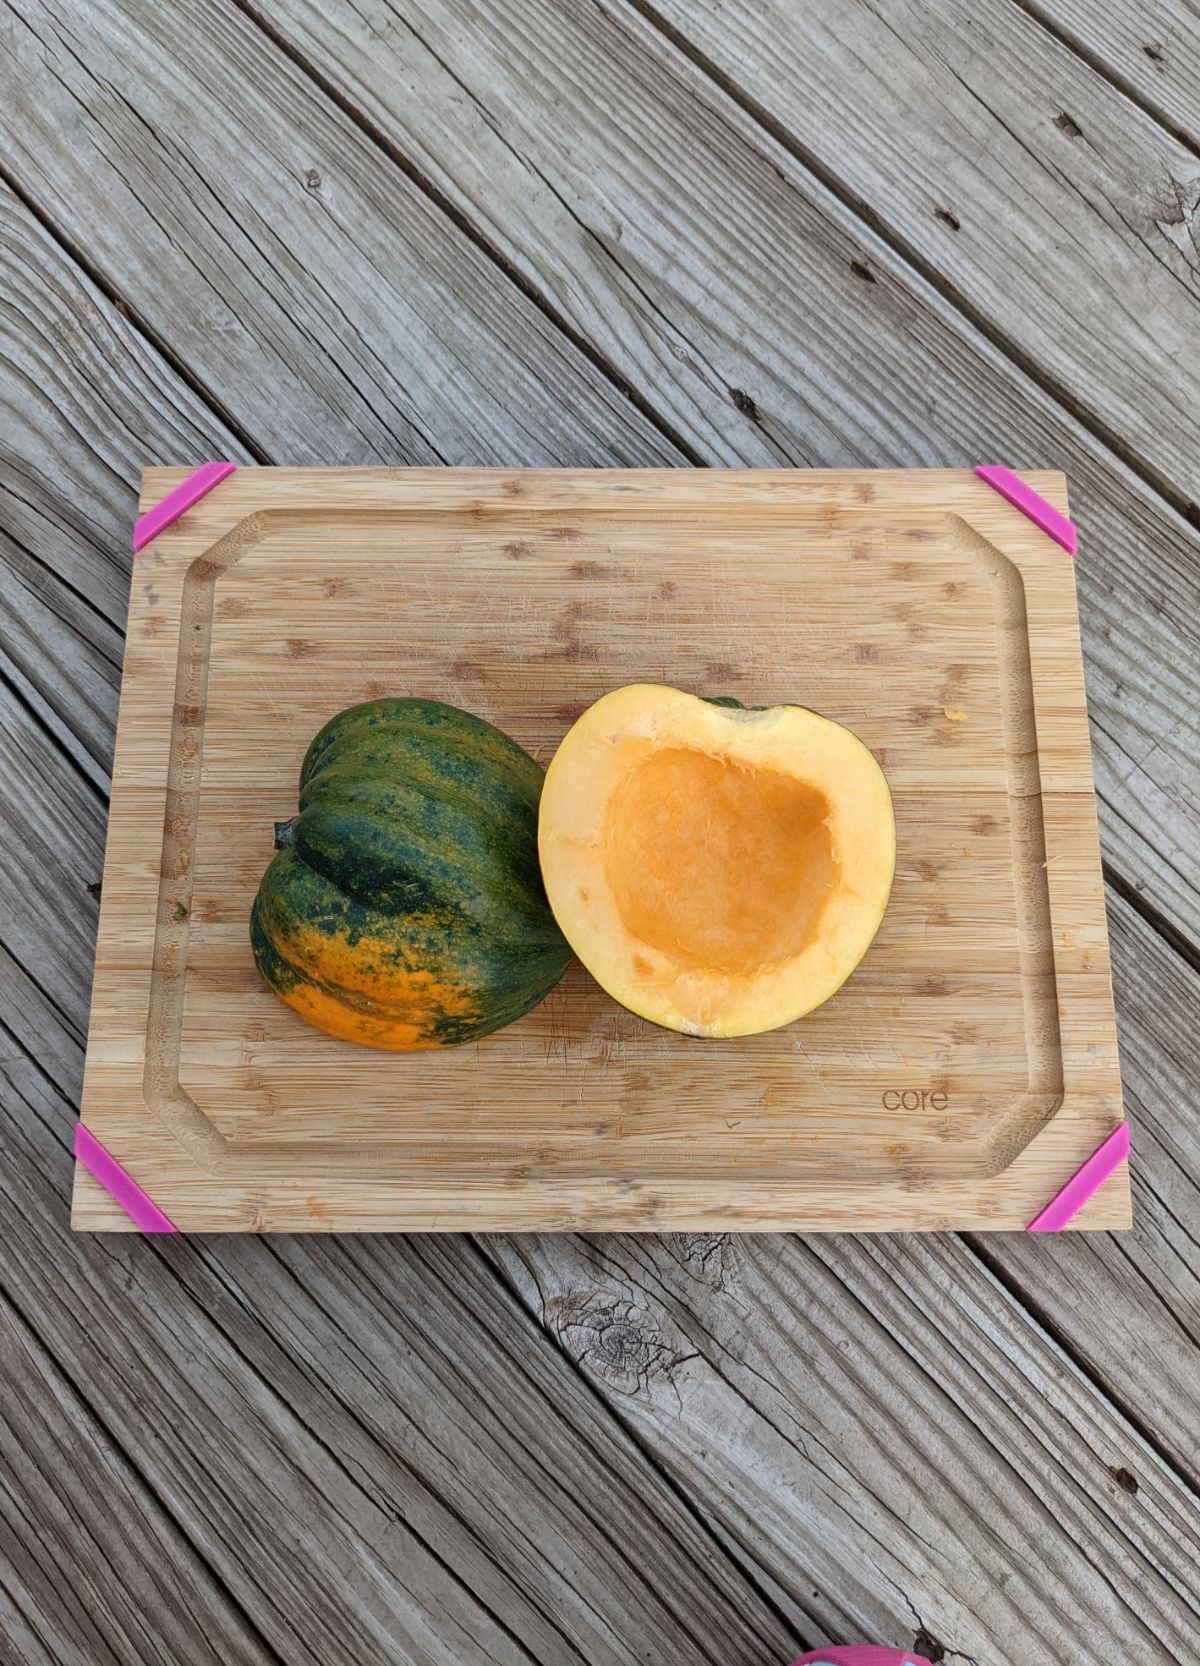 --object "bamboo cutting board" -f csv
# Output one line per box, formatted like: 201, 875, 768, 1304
74, 468, 1125, 1232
